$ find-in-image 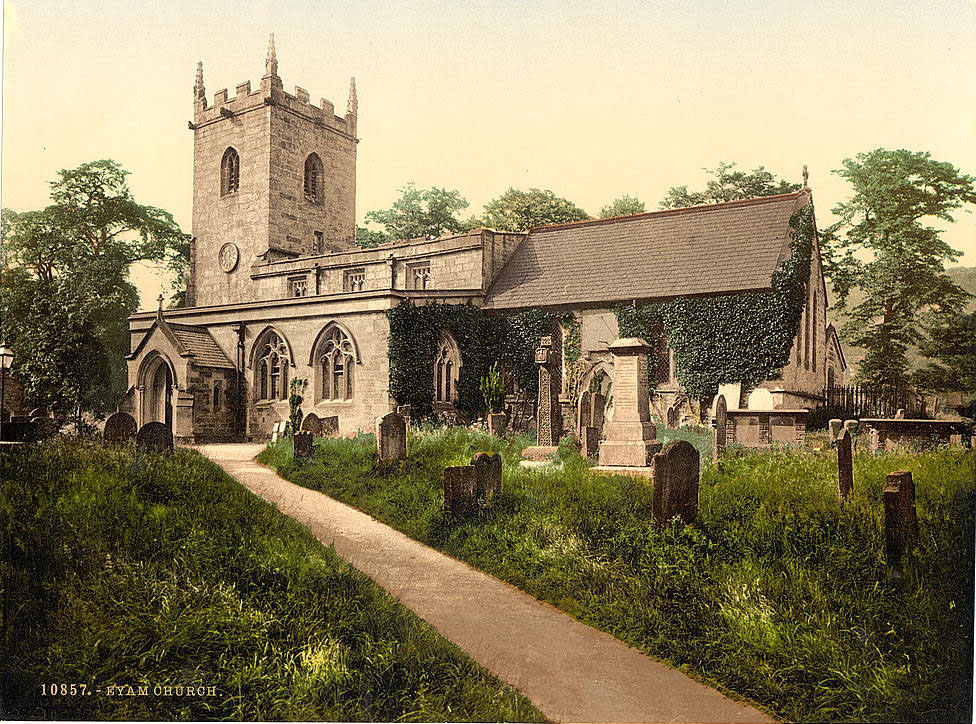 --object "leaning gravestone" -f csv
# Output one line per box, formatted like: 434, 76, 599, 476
376, 411, 407, 462
104, 411, 138, 444
651, 440, 699, 526
30, 417, 58, 441
884, 470, 917, 582
470, 452, 502, 499
301, 413, 322, 435
581, 425, 599, 459
666, 405, 679, 429
837, 428, 853, 499
443, 465, 478, 515
136, 421, 173, 454
712, 394, 728, 464
293, 430, 314, 458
